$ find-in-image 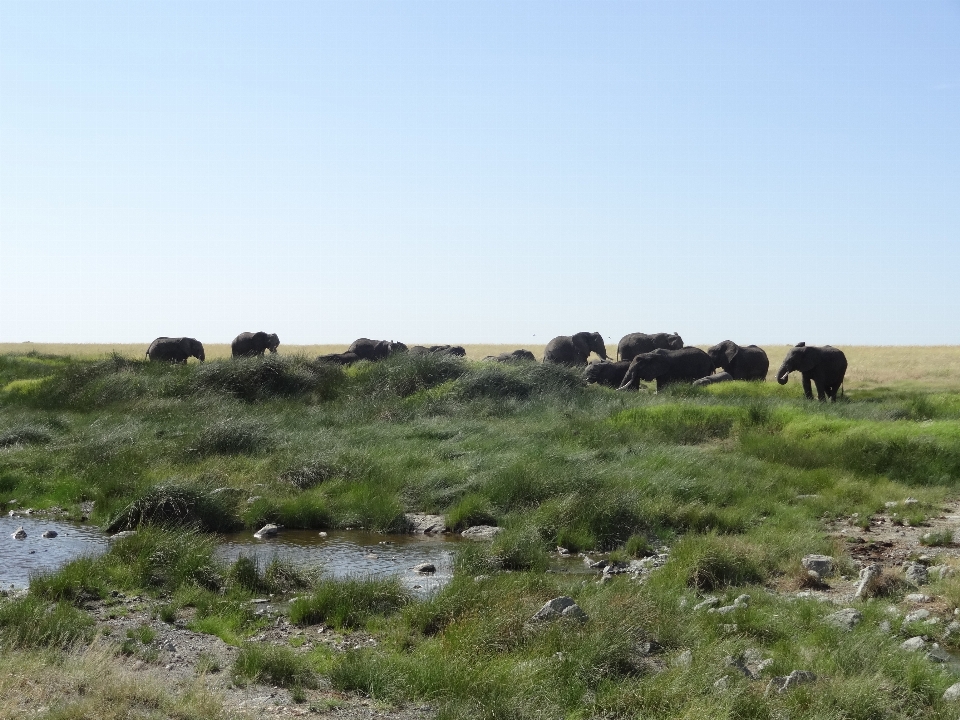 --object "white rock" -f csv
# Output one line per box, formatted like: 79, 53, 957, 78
530, 596, 588, 623
905, 594, 932, 603
824, 608, 862, 630
905, 609, 931, 623
801, 554, 835, 579
693, 597, 720, 611
854, 563, 882, 599
11, 526, 26, 540
942, 681, 960, 701
41, 530, 57, 538
901, 636, 927, 652
253, 524, 280, 539
766, 670, 817, 695
460, 525, 503, 541
674, 650, 692, 668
